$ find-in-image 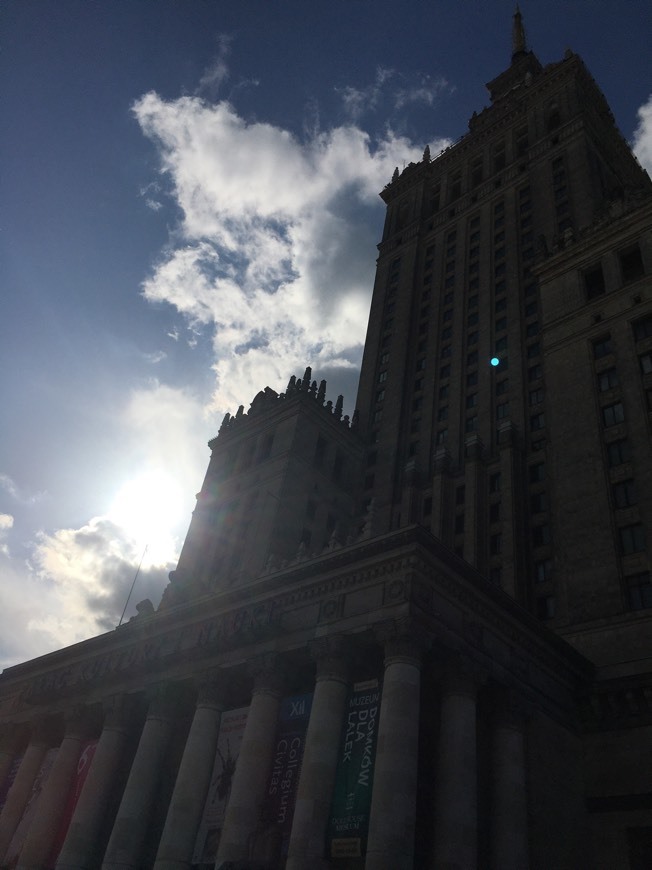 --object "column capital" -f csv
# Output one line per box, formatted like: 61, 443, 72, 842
62, 705, 99, 741
102, 692, 144, 731
249, 653, 285, 698
491, 685, 531, 729
145, 682, 183, 720
438, 652, 488, 698
310, 635, 350, 684
375, 618, 429, 666
195, 669, 230, 710
29, 715, 60, 747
